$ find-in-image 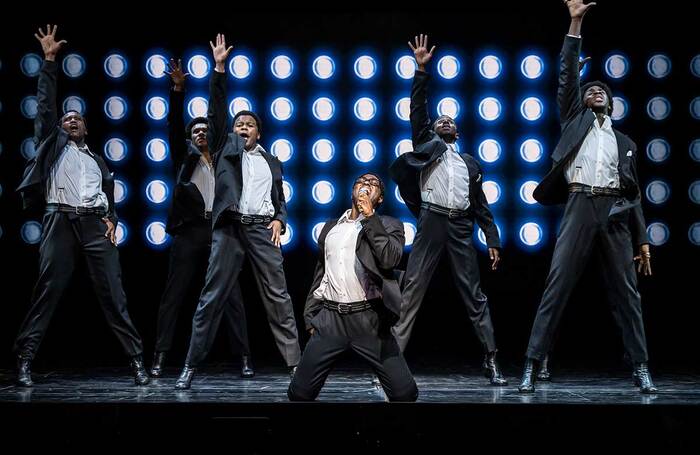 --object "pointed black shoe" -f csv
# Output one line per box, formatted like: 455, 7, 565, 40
175, 365, 196, 389
633, 362, 658, 394
240, 355, 255, 378
483, 352, 508, 386
17, 357, 33, 387
130, 356, 151, 385
150, 351, 166, 377
518, 358, 538, 393
537, 354, 552, 381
